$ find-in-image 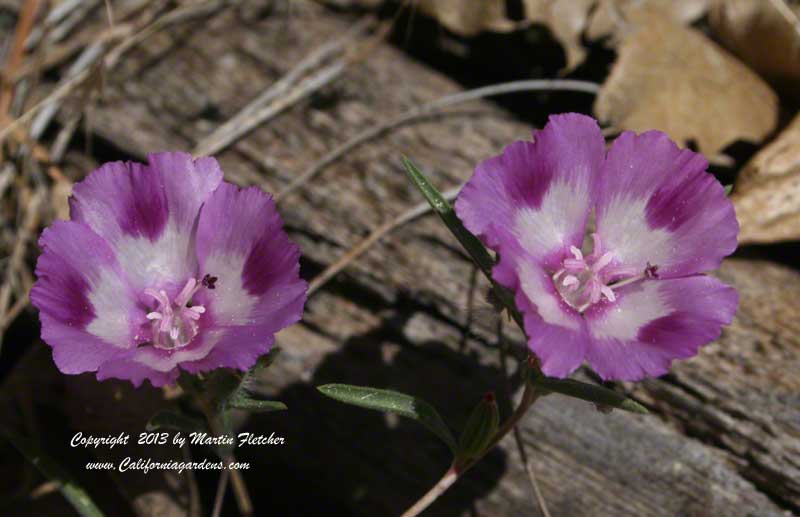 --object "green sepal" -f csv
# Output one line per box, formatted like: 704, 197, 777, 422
455, 392, 500, 464
530, 372, 648, 414
146, 410, 208, 434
